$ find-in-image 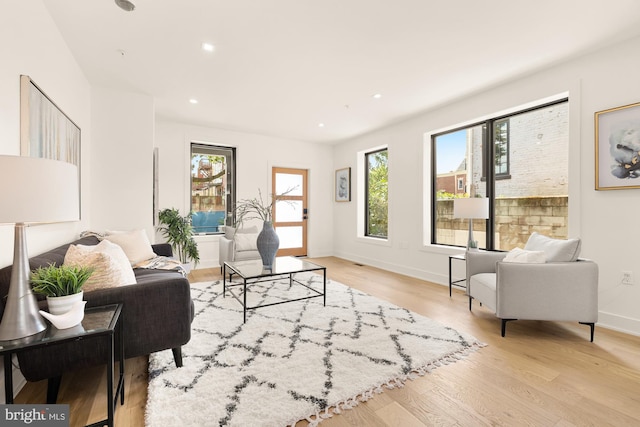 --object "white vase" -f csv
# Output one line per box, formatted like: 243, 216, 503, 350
46, 291, 84, 315
40, 300, 86, 329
